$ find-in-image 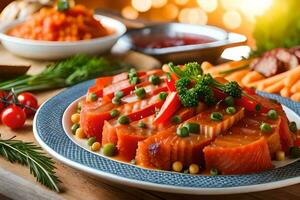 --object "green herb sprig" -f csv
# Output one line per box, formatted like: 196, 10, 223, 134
0, 55, 124, 94
0, 136, 60, 192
